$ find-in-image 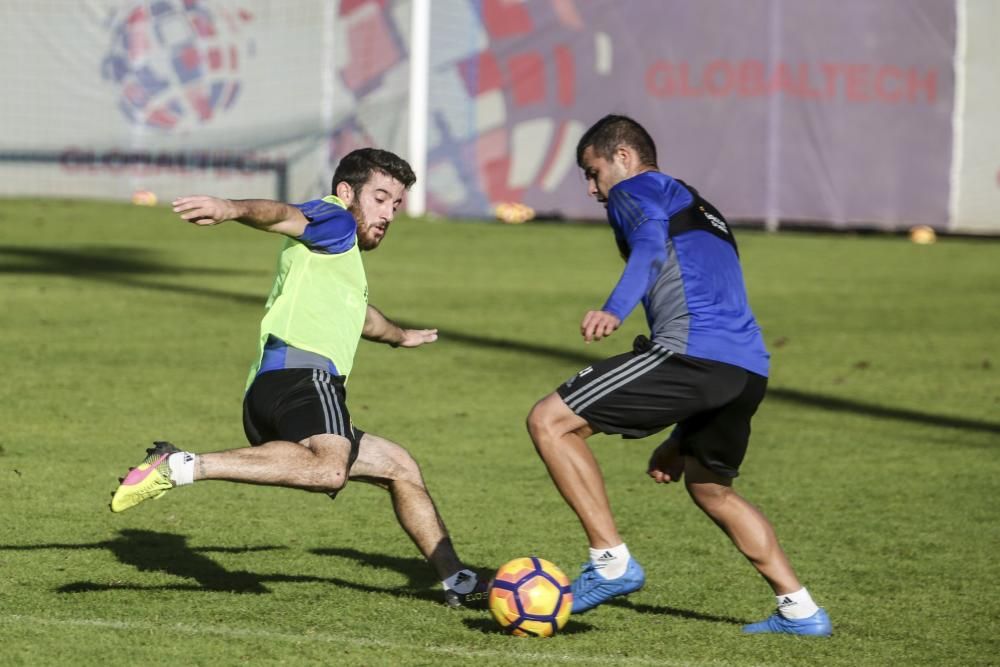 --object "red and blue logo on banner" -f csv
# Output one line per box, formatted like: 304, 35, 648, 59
102, 0, 254, 130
